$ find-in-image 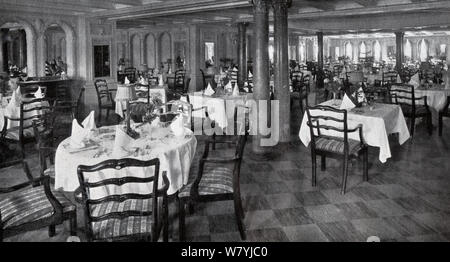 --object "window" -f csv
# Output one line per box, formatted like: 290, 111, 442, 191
419, 39, 428, 62
404, 39, 412, 59
373, 41, 381, 61
93, 45, 110, 78
345, 42, 353, 60
299, 43, 305, 62
359, 42, 367, 58
204, 42, 215, 65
